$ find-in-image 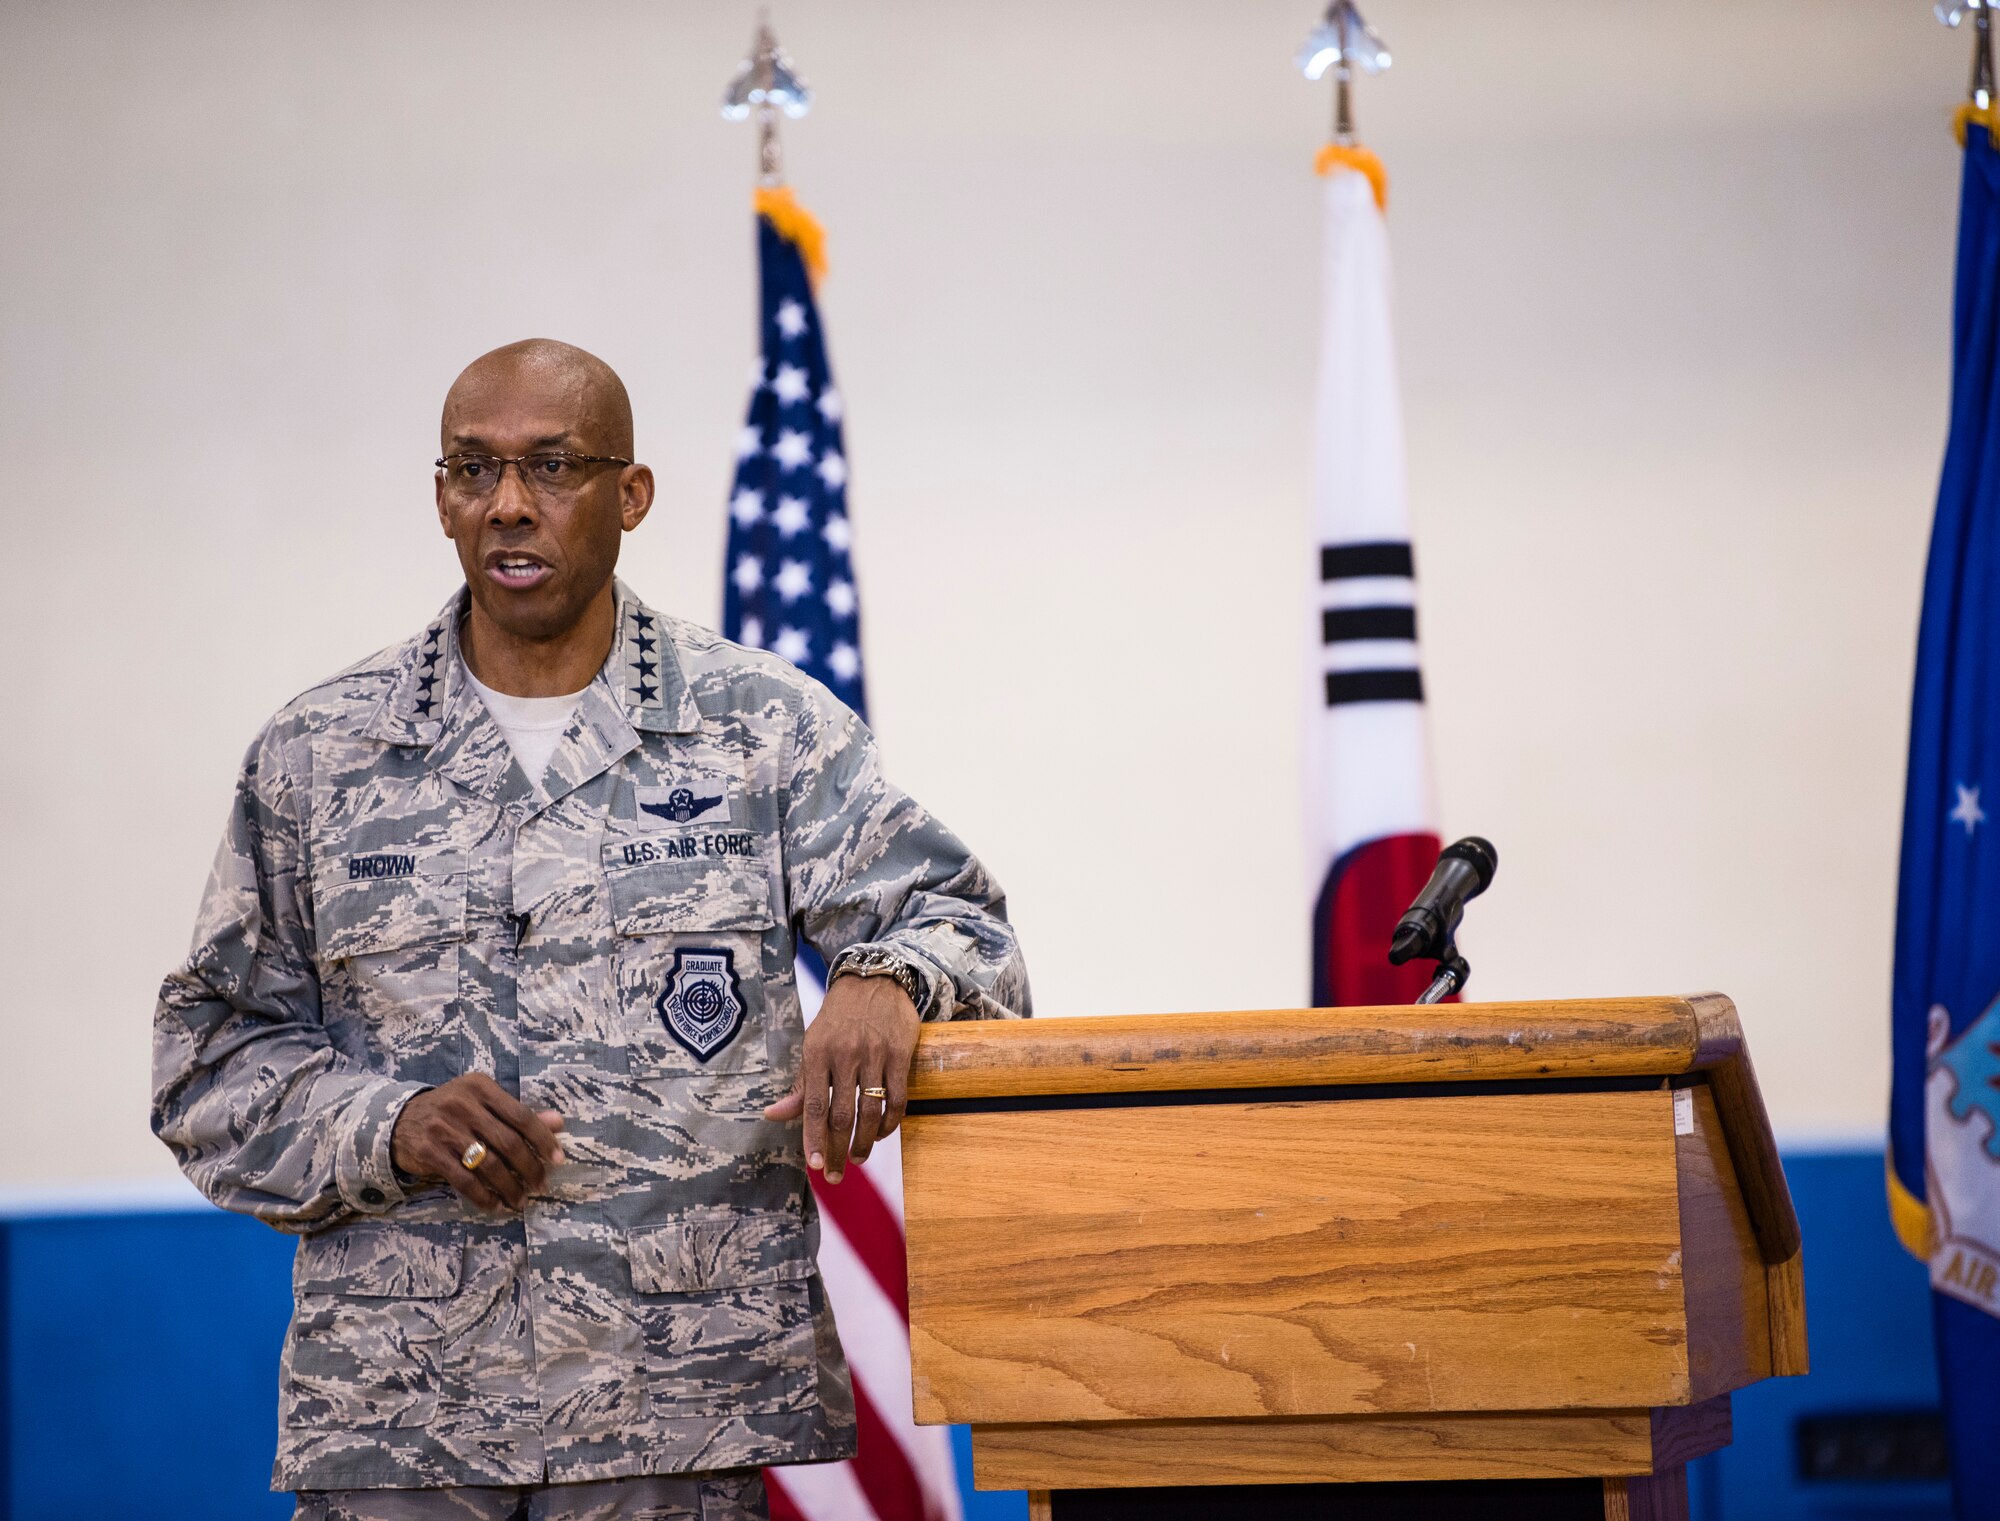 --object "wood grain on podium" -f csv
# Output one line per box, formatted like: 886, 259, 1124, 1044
908, 996, 1803, 1276
972, 1401, 1732, 1488
1765, 1254, 1809, 1377
1682, 992, 1801, 1262
904, 995, 1803, 1507
905, 1088, 1692, 1425
1674, 1084, 1774, 1400
1603, 1466, 1692, 1521
908, 998, 1703, 1101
